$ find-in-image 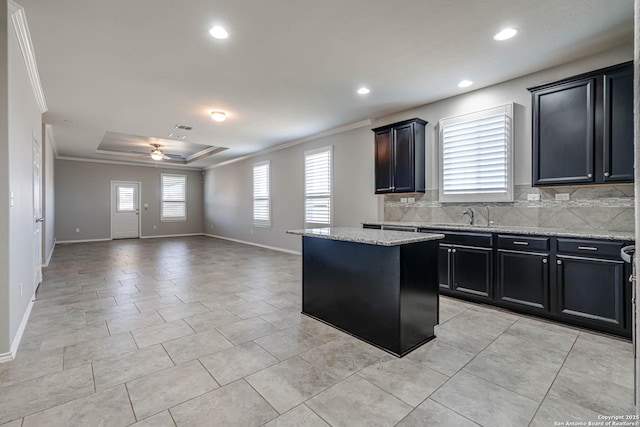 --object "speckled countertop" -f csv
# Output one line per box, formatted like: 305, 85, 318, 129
361, 221, 635, 242
286, 227, 445, 246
